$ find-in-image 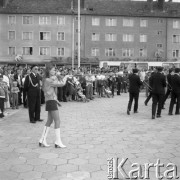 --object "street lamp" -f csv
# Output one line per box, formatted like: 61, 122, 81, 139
78, 0, 81, 68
